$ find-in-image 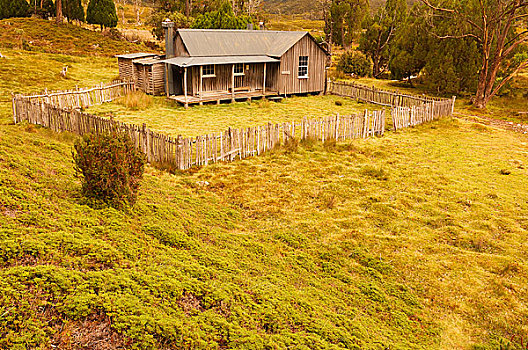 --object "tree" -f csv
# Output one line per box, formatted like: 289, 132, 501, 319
148, 10, 191, 40
30, 0, 55, 18
0, 0, 30, 19
191, 2, 254, 29
87, 0, 118, 29
388, 5, 429, 82
328, 0, 368, 48
56, 0, 62, 23
420, 0, 528, 108
64, 0, 84, 22
359, 0, 407, 77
